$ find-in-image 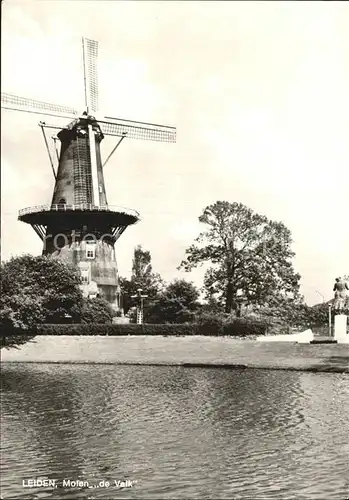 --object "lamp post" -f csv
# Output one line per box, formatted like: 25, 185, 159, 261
328, 304, 332, 337
131, 288, 148, 324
